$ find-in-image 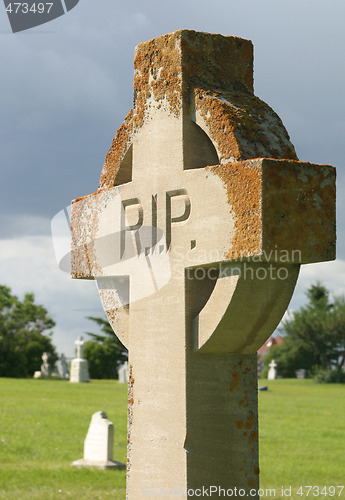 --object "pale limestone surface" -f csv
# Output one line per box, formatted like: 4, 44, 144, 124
267, 360, 277, 380
71, 30, 336, 498
72, 411, 125, 470
70, 336, 89, 383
